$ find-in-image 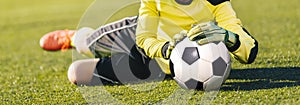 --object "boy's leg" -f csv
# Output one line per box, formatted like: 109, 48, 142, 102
74, 16, 138, 58
39, 16, 138, 52
95, 45, 166, 84
68, 46, 166, 85
68, 58, 100, 85
69, 16, 166, 85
